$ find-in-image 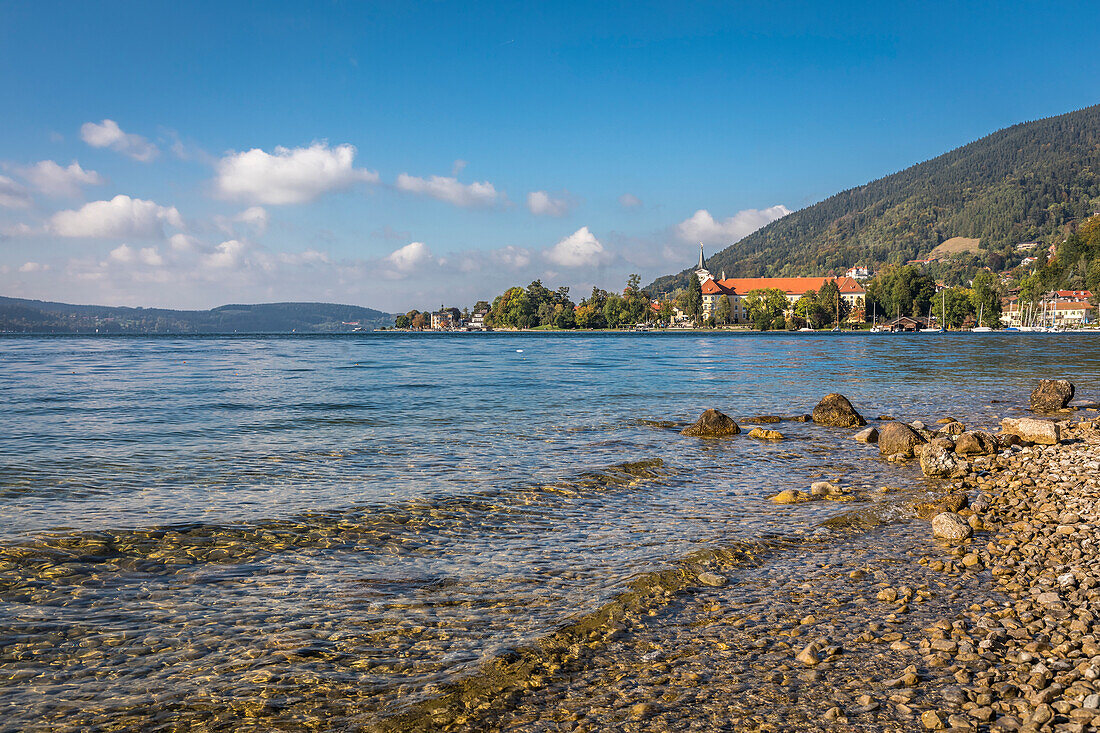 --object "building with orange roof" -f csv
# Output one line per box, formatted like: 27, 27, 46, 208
688, 246, 868, 323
